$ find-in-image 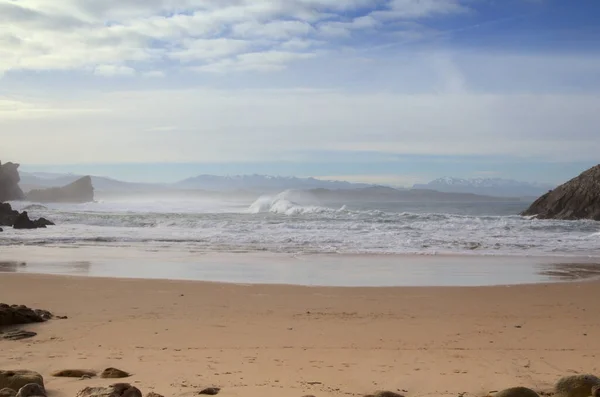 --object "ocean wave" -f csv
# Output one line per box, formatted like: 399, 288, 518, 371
3, 196, 600, 257
247, 190, 343, 215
